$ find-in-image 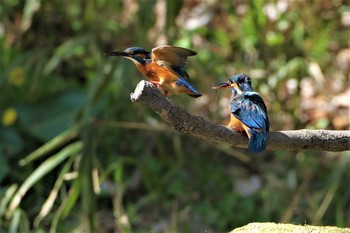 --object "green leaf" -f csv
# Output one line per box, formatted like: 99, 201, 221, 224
8, 208, 30, 233
0, 154, 10, 183
43, 36, 90, 75
251, 0, 266, 28
9, 209, 21, 233
266, 31, 285, 46
0, 127, 24, 156
33, 153, 77, 227
20, 0, 41, 32
0, 184, 18, 218
51, 177, 81, 233
18, 91, 86, 141
20, 124, 79, 165
6, 141, 82, 218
